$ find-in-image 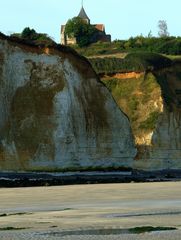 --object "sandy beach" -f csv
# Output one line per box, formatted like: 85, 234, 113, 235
0, 182, 181, 239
